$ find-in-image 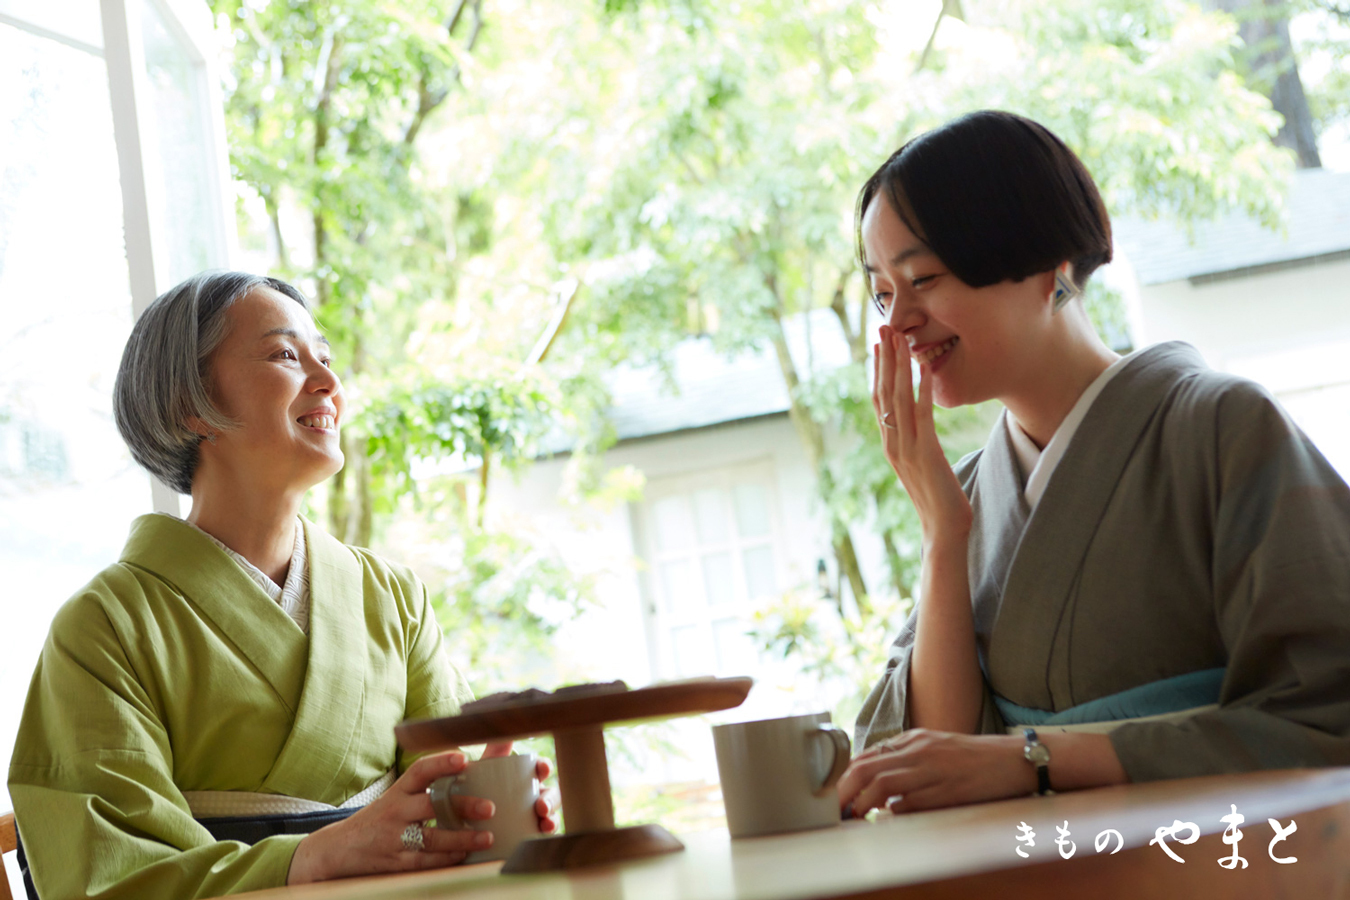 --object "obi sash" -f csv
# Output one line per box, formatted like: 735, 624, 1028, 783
187, 766, 396, 844
995, 667, 1226, 735
195, 806, 360, 845
14, 768, 396, 900
14, 810, 358, 900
